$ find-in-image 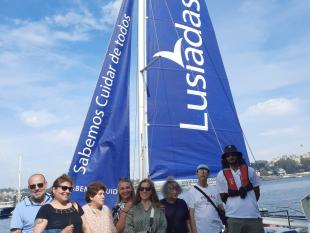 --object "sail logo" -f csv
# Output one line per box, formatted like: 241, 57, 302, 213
153, 0, 208, 131
153, 38, 185, 67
